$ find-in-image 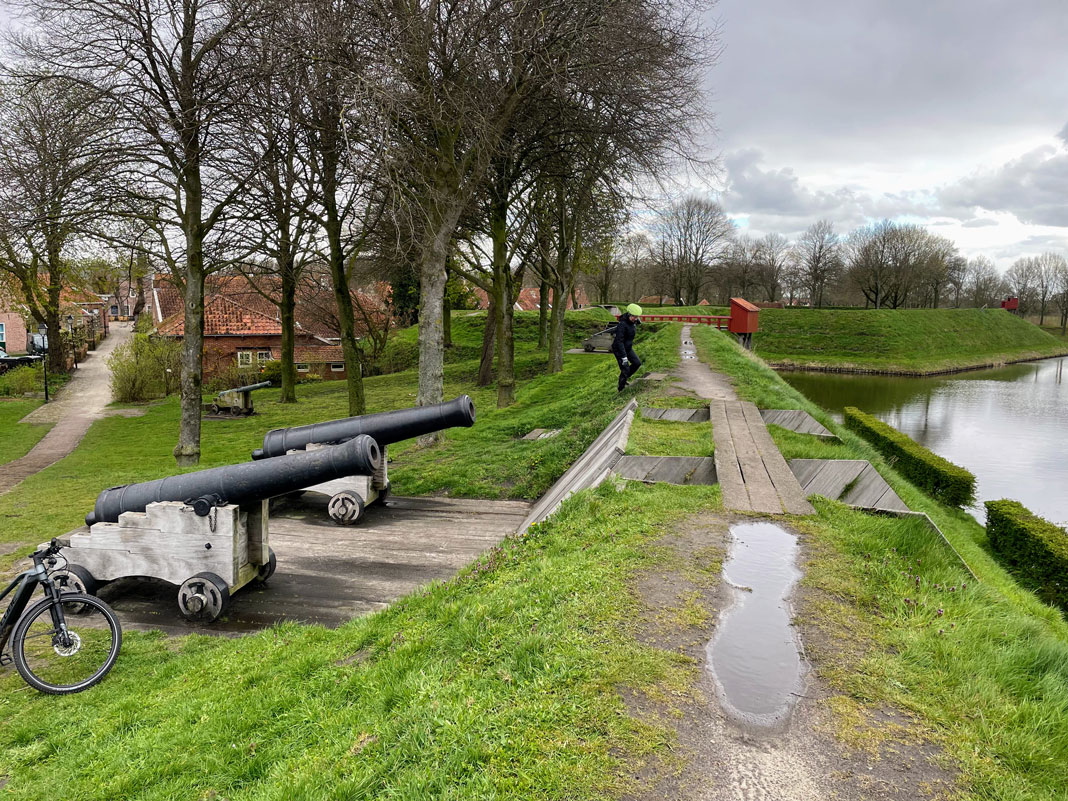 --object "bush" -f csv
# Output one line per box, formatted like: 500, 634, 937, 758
843, 406, 976, 507
986, 499, 1068, 611
0, 364, 43, 396
108, 335, 182, 402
